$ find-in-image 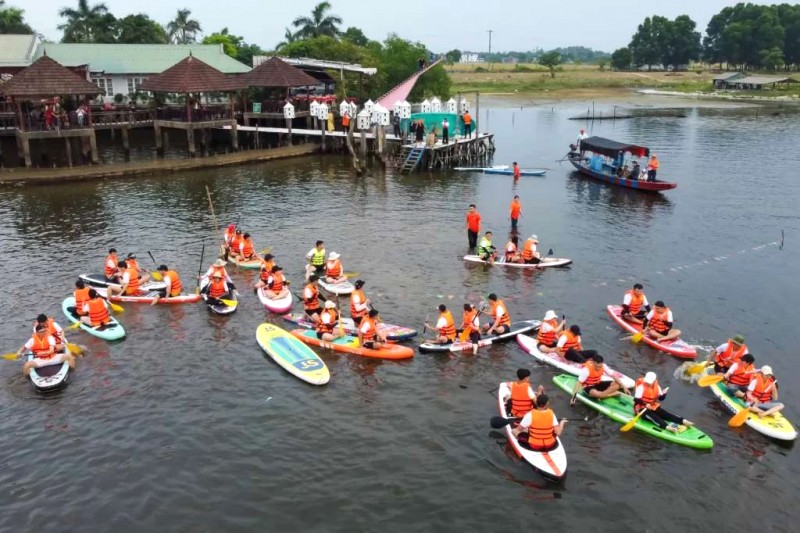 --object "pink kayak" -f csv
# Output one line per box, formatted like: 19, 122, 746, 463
606, 305, 696, 359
